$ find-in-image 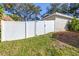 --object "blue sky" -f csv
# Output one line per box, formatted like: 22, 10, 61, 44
35, 3, 50, 15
